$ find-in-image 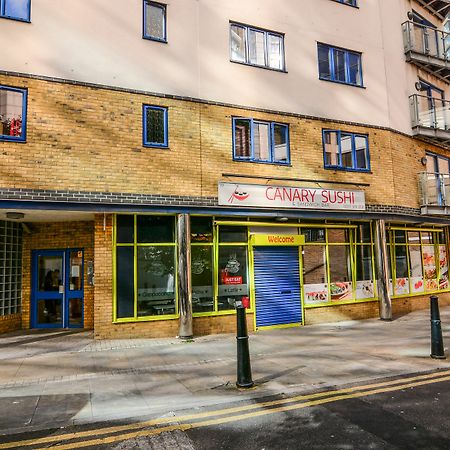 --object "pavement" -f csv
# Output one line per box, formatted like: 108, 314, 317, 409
0, 306, 449, 437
